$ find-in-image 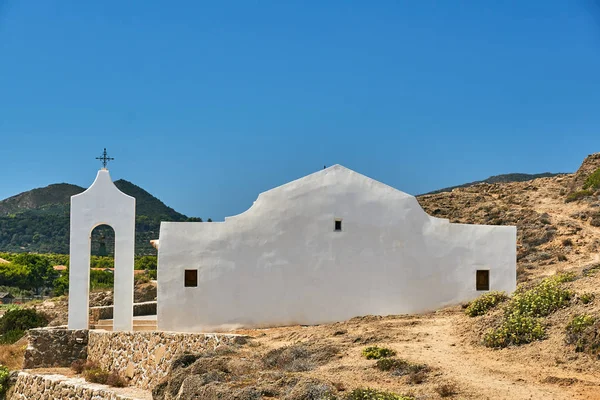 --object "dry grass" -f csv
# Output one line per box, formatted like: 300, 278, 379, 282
0, 343, 25, 370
